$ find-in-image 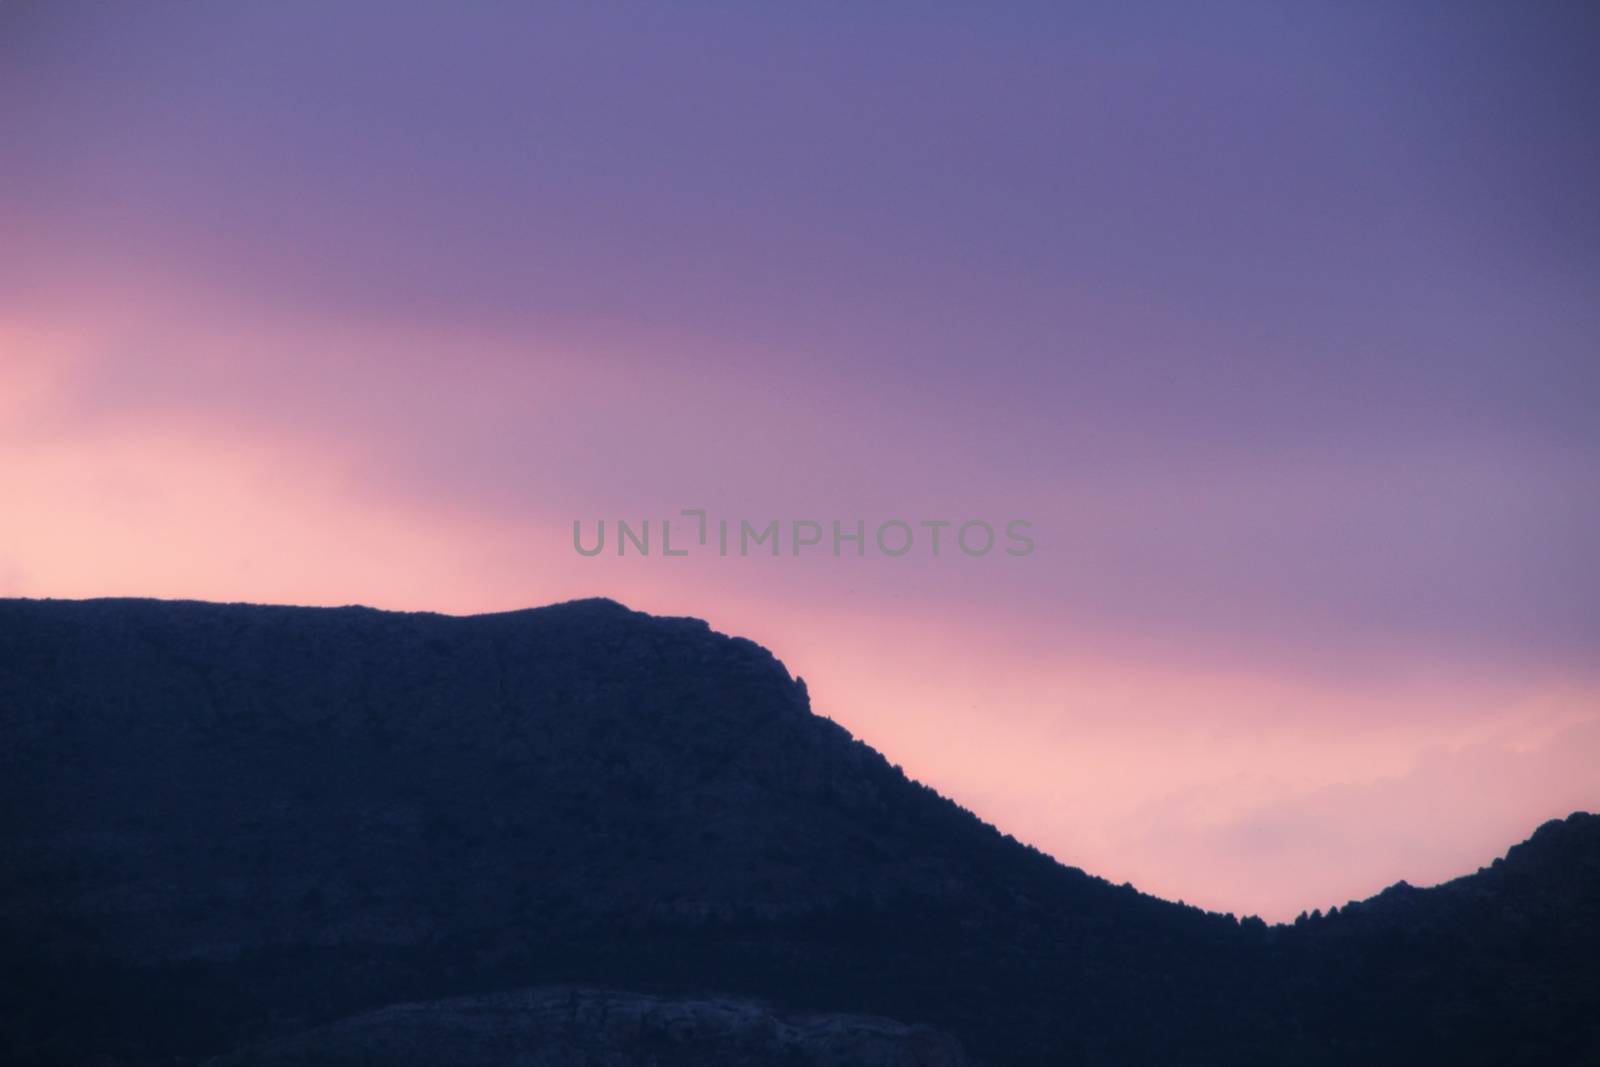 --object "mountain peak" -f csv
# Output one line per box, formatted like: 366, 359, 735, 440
1, 597, 1595, 1066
